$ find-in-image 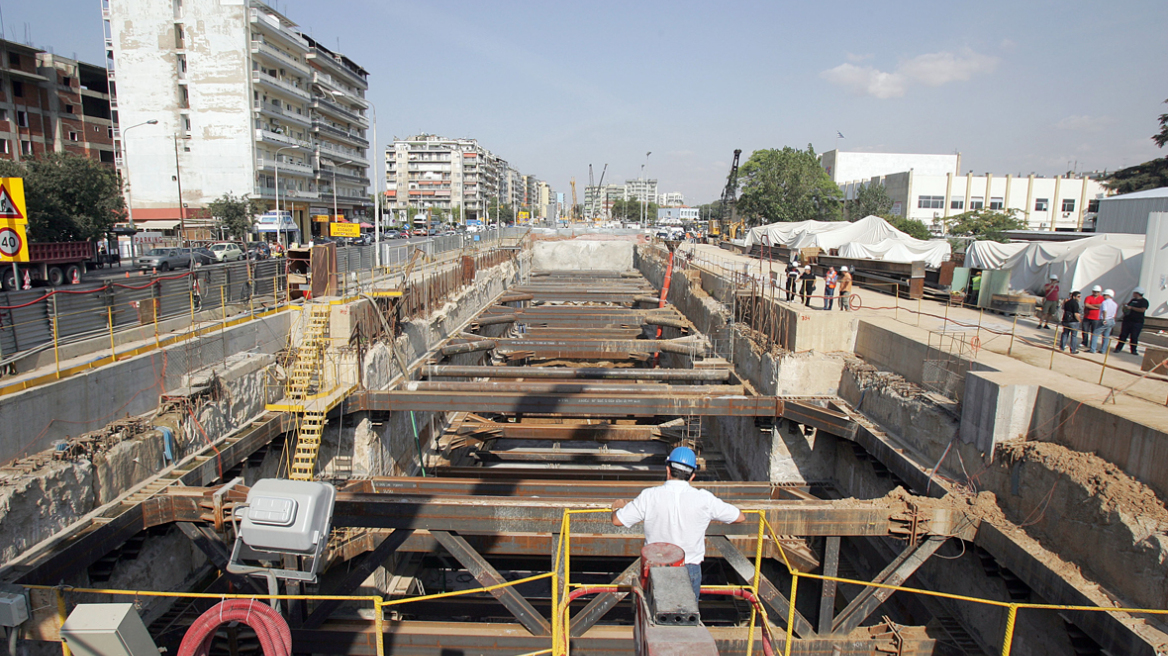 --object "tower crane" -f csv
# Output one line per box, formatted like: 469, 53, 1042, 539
714, 149, 742, 239
570, 178, 577, 223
